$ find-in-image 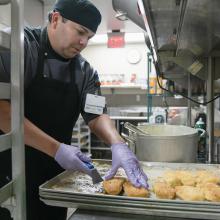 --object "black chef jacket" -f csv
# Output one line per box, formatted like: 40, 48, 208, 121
0, 26, 106, 220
